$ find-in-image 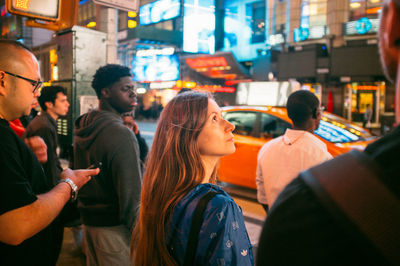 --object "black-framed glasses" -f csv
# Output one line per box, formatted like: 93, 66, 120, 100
3, 71, 43, 93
